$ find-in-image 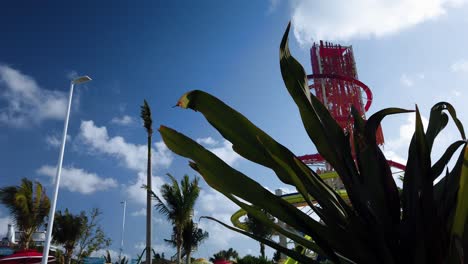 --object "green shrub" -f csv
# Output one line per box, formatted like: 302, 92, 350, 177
237, 255, 273, 264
